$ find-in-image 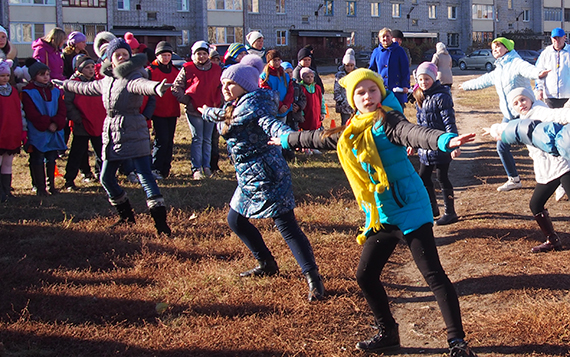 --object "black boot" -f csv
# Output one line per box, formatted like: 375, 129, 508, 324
150, 205, 171, 236
109, 199, 136, 228
532, 210, 563, 253
0, 174, 6, 203
355, 323, 400, 352
45, 161, 58, 195
1, 174, 13, 201
426, 186, 440, 217
31, 165, 48, 196
436, 189, 458, 225
240, 258, 279, 277
304, 269, 325, 301
449, 339, 478, 357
